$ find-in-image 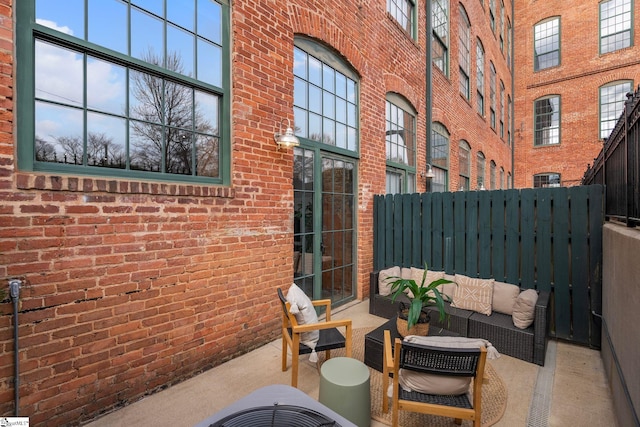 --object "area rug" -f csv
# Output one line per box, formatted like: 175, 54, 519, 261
331, 327, 507, 427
